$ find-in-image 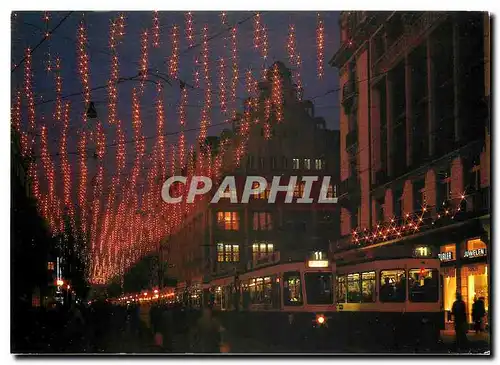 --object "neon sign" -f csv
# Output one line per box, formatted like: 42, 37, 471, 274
438, 251, 454, 261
